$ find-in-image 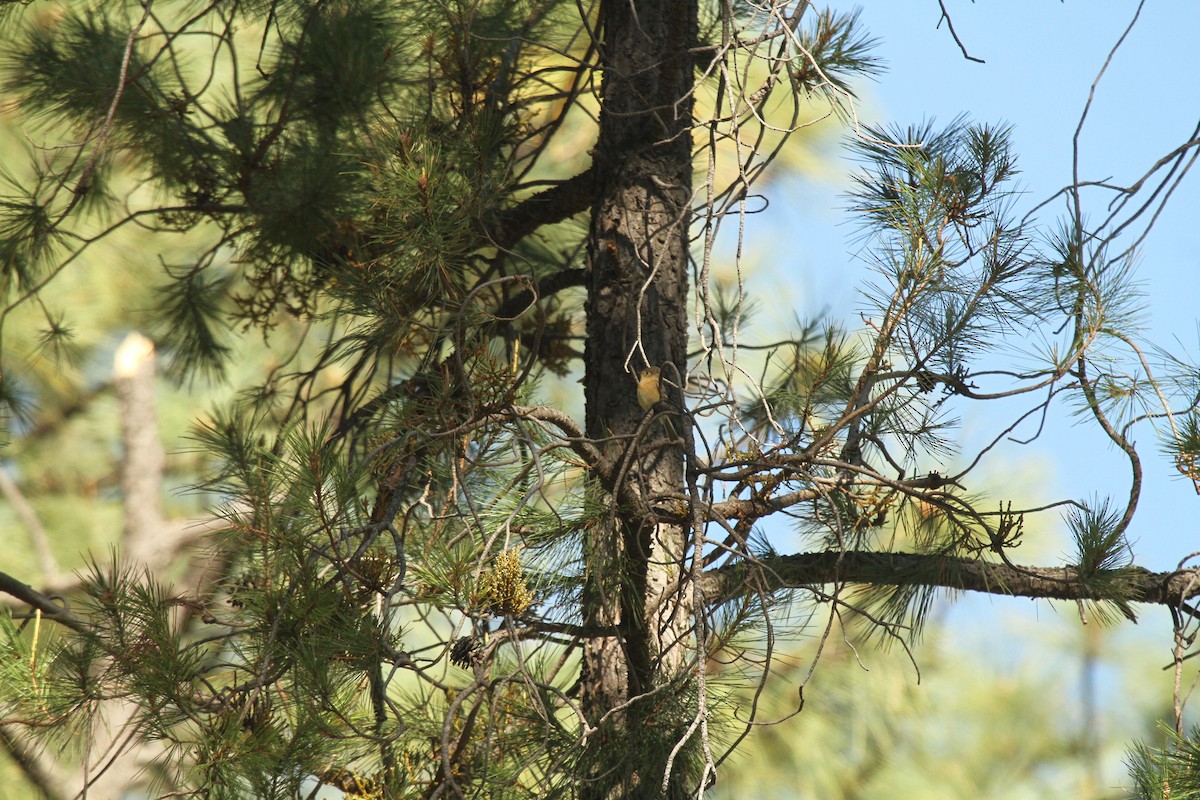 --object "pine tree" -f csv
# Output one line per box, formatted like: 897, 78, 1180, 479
1, 2, 1199, 798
